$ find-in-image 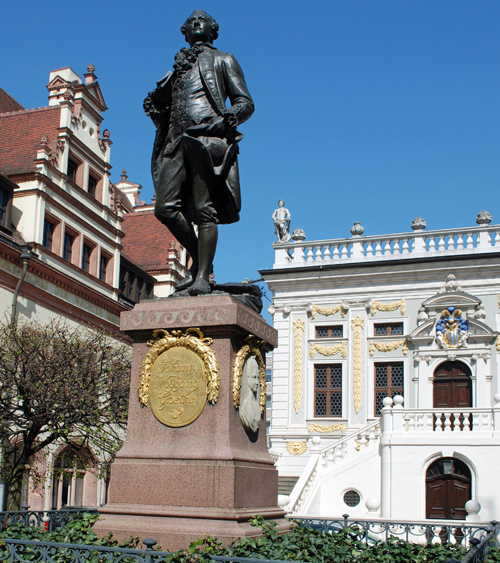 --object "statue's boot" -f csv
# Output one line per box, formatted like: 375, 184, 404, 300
160, 213, 199, 292
175, 266, 198, 291
188, 223, 217, 296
